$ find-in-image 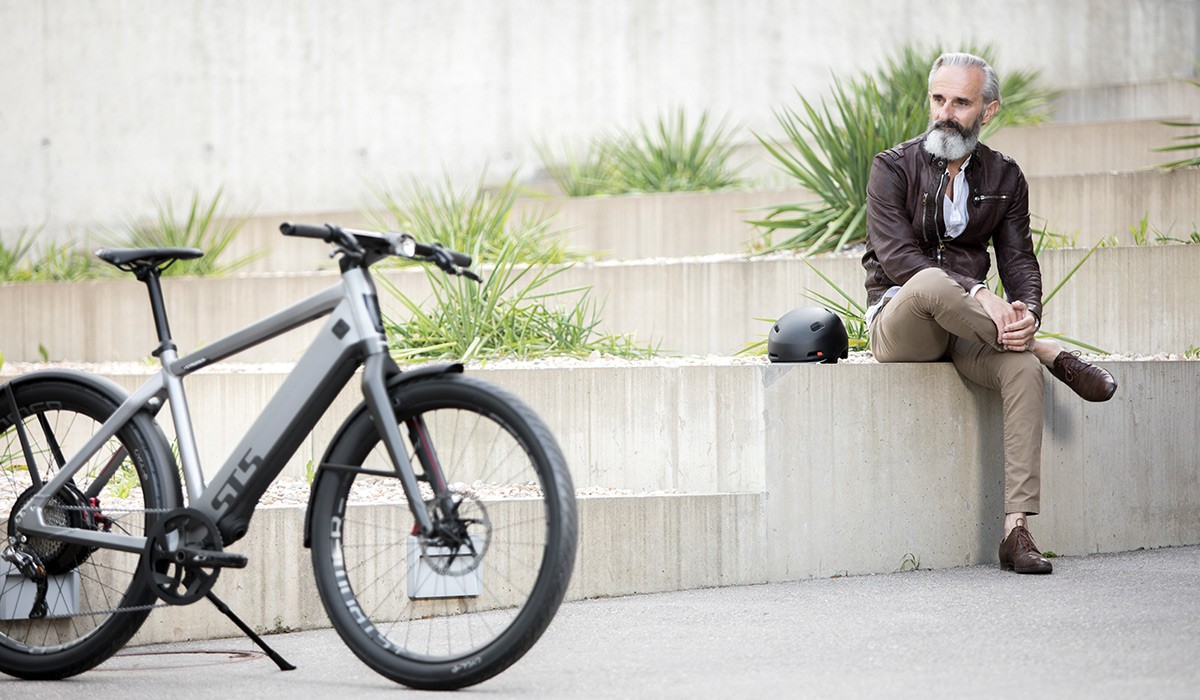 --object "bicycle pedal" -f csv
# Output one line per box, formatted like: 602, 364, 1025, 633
179, 547, 248, 569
